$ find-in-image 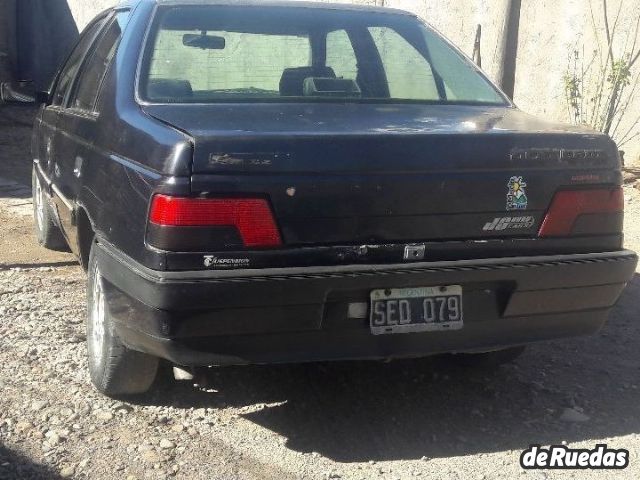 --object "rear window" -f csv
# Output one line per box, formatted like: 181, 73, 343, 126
148, 30, 310, 98
139, 6, 506, 105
